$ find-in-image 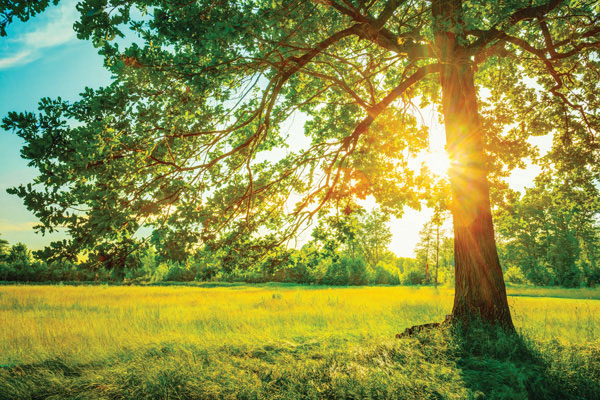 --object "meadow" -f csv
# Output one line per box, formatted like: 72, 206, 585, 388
0, 284, 599, 399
